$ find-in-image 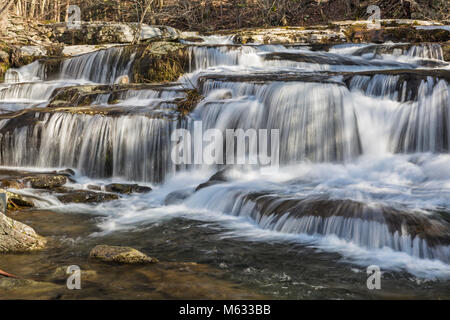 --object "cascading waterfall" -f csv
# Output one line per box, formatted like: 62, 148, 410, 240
0, 112, 187, 183
6, 46, 136, 84
0, 39, 449, 277
407, 43, 444, 60
195, 80, 362, 163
